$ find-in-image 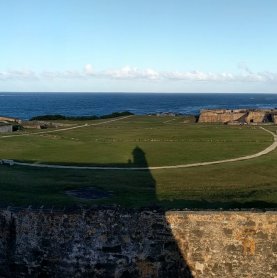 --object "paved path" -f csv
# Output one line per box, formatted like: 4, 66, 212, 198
11, 127, 277, 171
163, 118, 177, 124
0, 116, 132, 139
